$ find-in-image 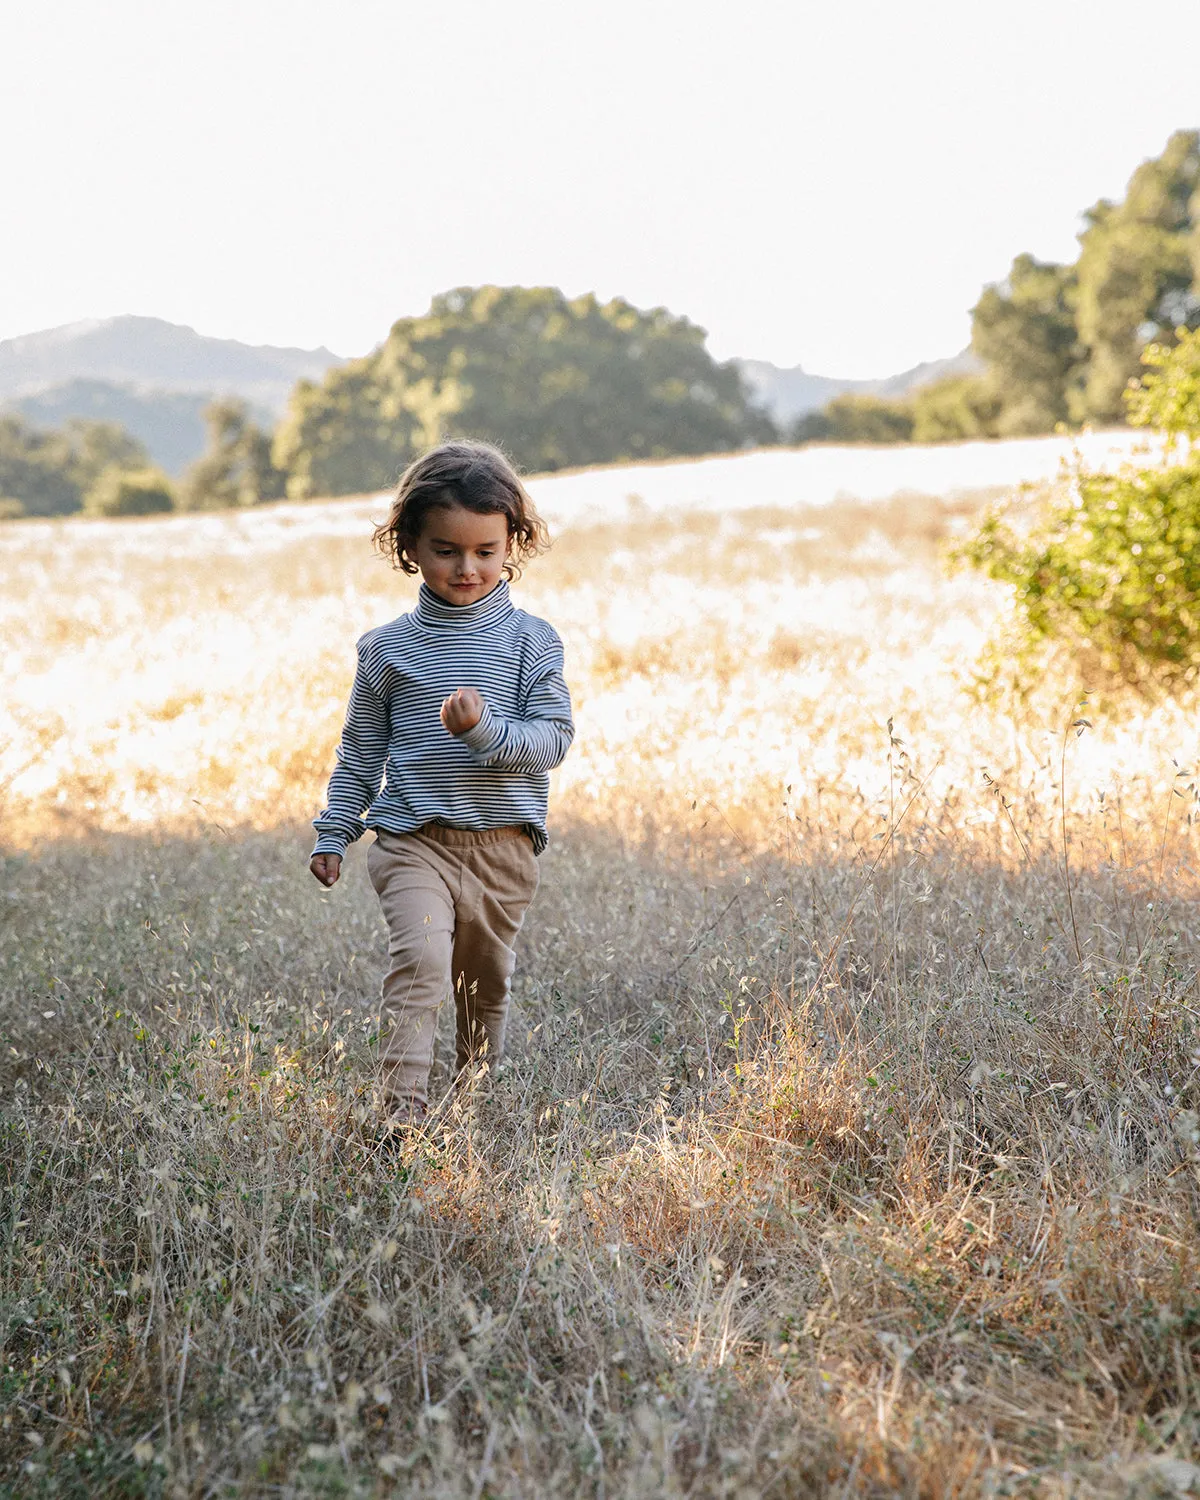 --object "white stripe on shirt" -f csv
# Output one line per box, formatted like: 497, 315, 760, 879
312, 580, 574, 857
